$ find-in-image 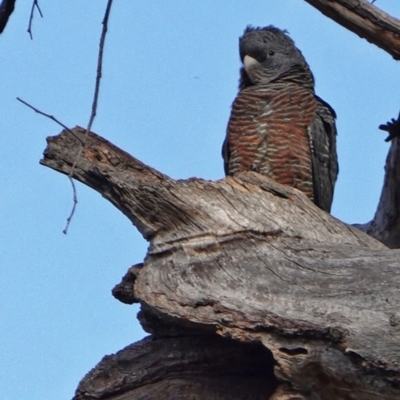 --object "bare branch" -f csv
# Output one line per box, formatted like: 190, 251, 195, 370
63, 0, 114, 234
40, 127, 381, 249
18, 0, 115, 234
303, 0, 400, 60
27, 0, 43, 40
16, 97, 82, 142
62, 177, 78, 235
16, 97, 81, 235
87, 0, 114, 133
0, 0, 16, 33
